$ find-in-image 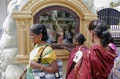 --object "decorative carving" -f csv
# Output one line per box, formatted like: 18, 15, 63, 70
0, 0, 97, 78
76, 0, 91, 14
16, 19, 31, 55
16, 20, 21, 28
21, 0, 91, 14
16, 19, 30, 29
84, 21, 90, 28
13, 0, 97, 62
